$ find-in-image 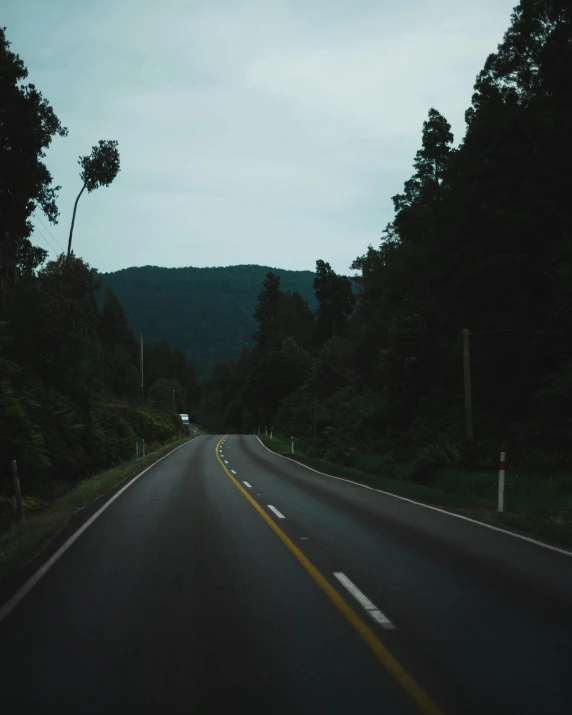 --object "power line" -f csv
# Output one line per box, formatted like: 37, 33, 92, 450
30, 219, 59, 256
471, 325, 535, 336
33, 211, 65, 252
